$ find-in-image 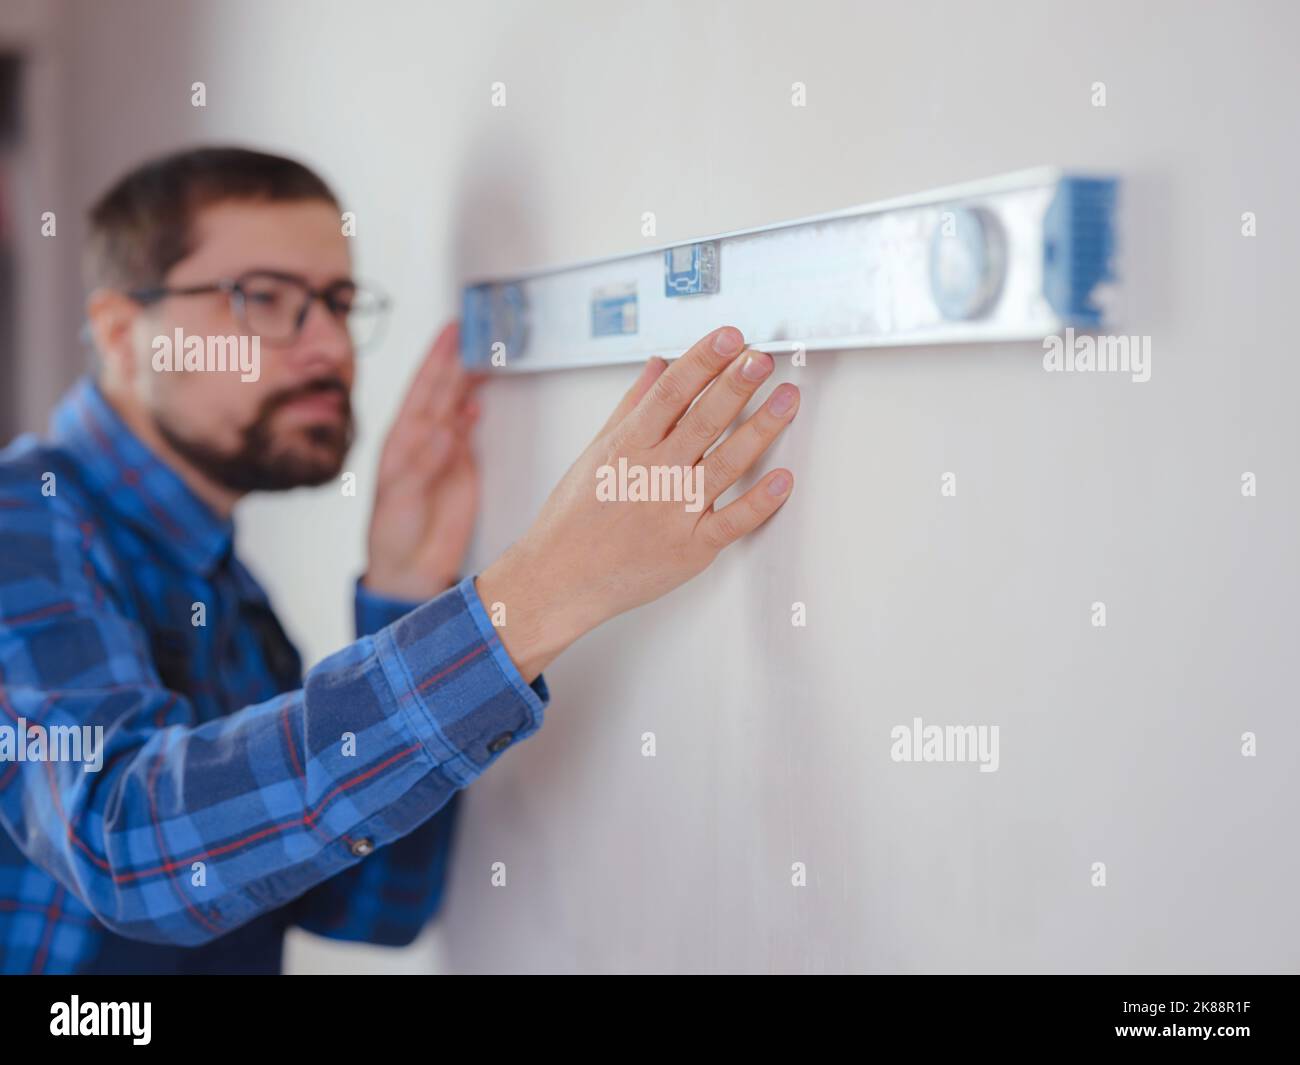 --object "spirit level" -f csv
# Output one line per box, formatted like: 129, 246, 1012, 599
461, 167, 1118, 374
